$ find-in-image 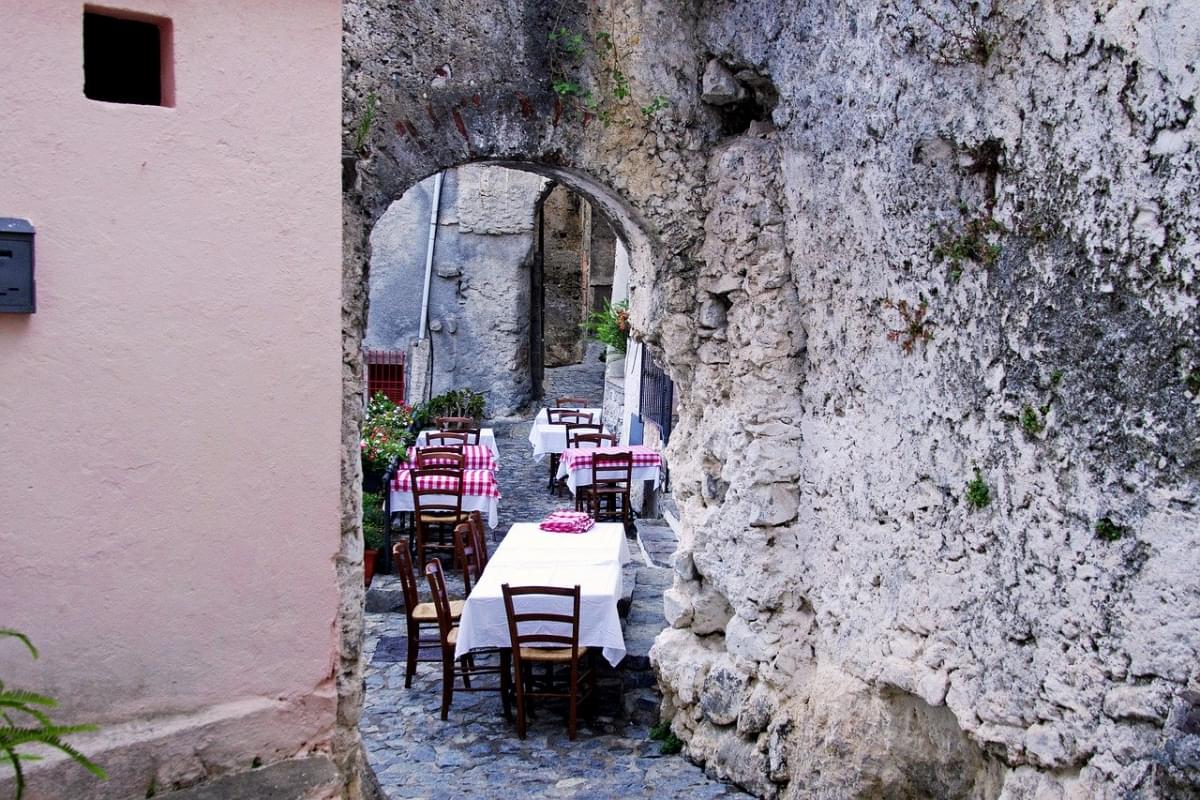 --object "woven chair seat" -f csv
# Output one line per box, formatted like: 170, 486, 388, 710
411, 599, 464, 623
419, 511, 470, 524
518, 645, 588, 663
